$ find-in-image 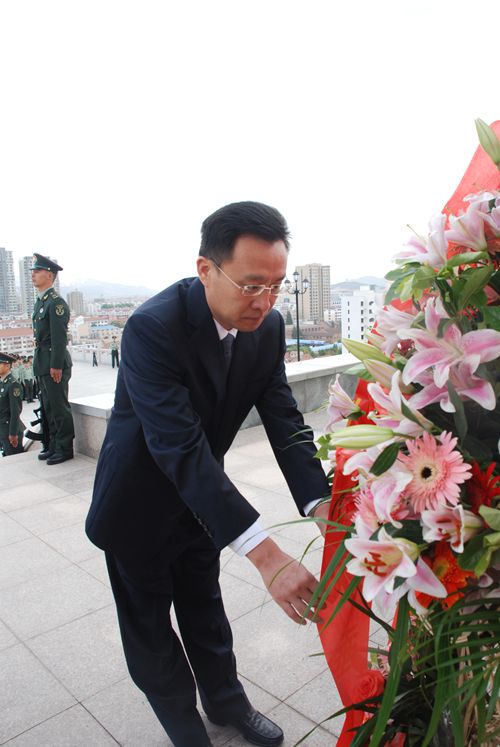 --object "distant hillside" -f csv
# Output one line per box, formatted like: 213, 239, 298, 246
61, 279, 159, 300
332, 275, 387, 290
